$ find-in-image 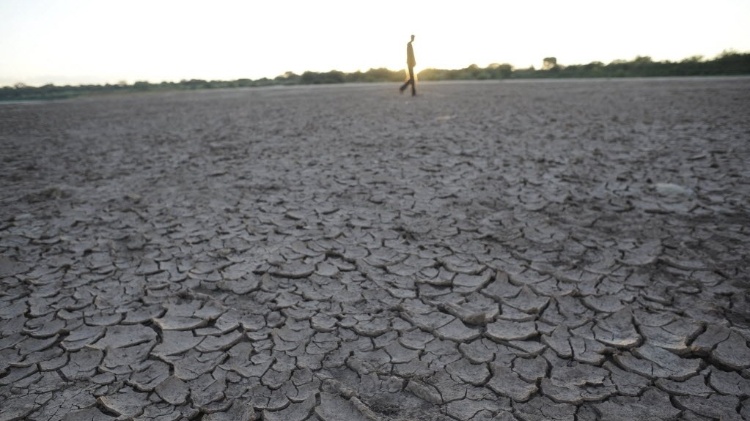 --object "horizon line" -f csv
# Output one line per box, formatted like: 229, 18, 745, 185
3, 50, 747, 89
